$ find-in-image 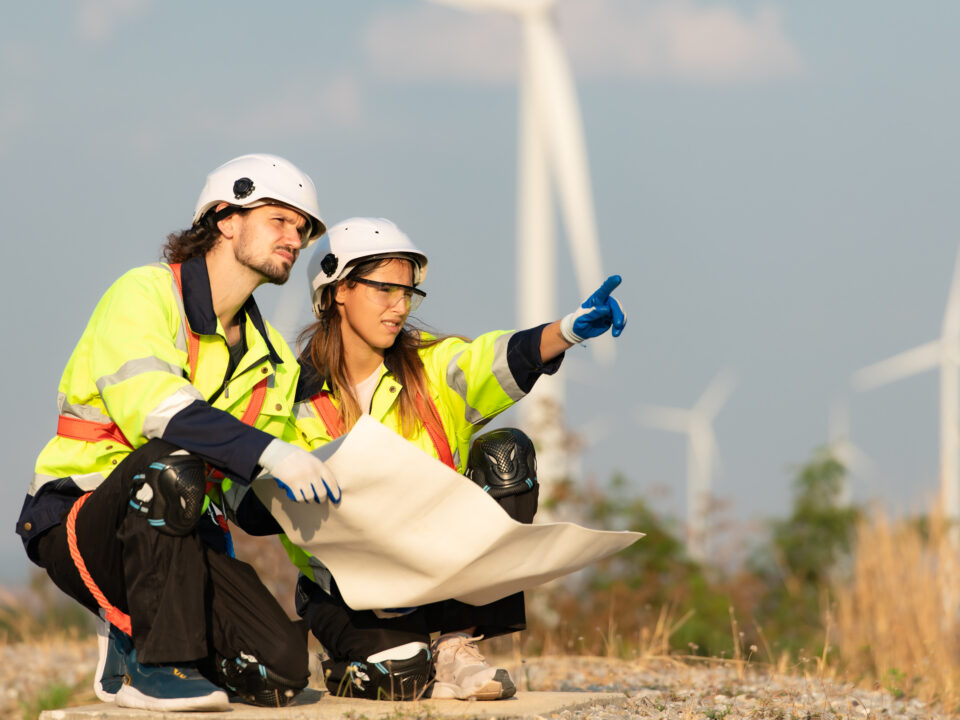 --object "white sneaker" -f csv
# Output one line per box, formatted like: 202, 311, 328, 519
430, 633, 516, 700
